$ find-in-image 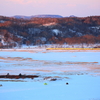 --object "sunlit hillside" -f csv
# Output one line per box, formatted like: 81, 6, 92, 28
0, 15, 100, 48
